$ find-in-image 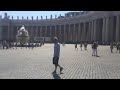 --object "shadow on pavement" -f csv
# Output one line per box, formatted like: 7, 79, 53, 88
96, 55, 100, 57
52, 73, 61, 79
